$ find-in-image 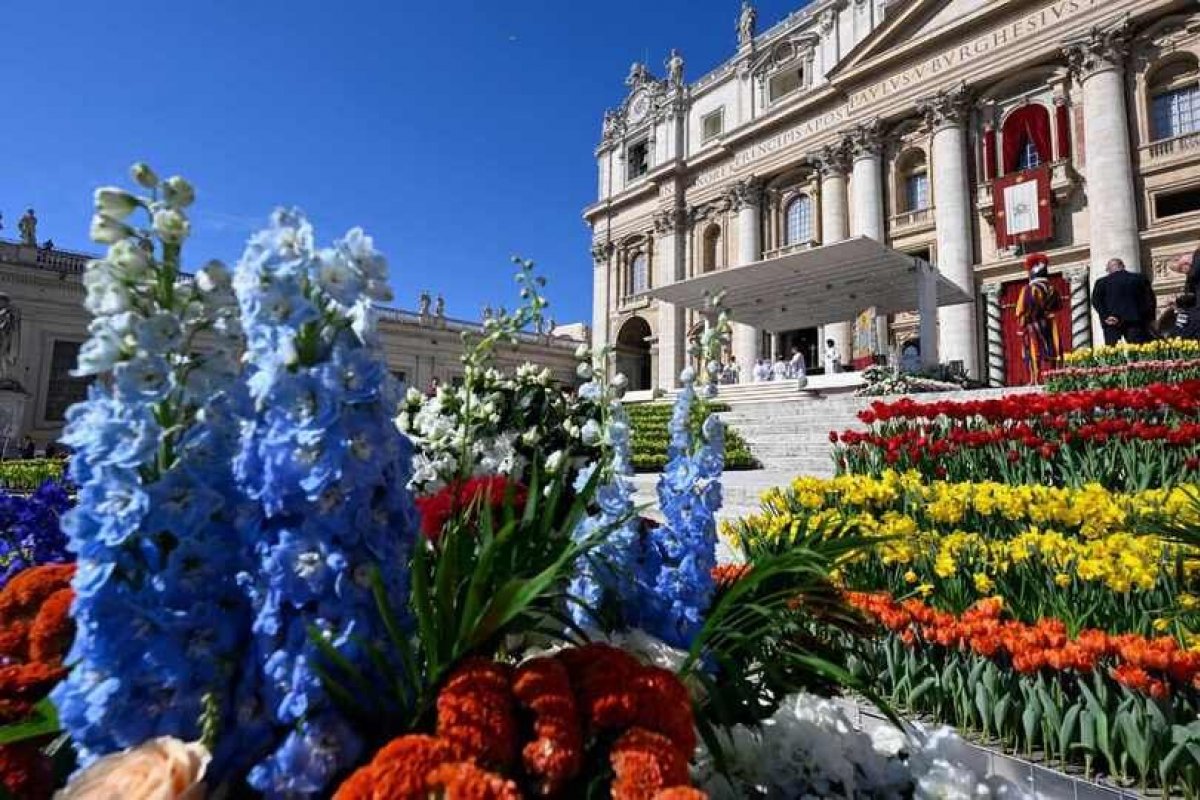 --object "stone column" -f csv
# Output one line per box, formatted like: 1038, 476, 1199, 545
920, 83, 979, 378
1066, 266, 1094, 351
1065, 20, 1140, 340
730, 177, 763, 373
653, 208, 687, 390
916, 257, 940, 370
815, 143, 854, 366
848, 122, 887, 362
590, 241, 613, 356
981, 282, 1005, 387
